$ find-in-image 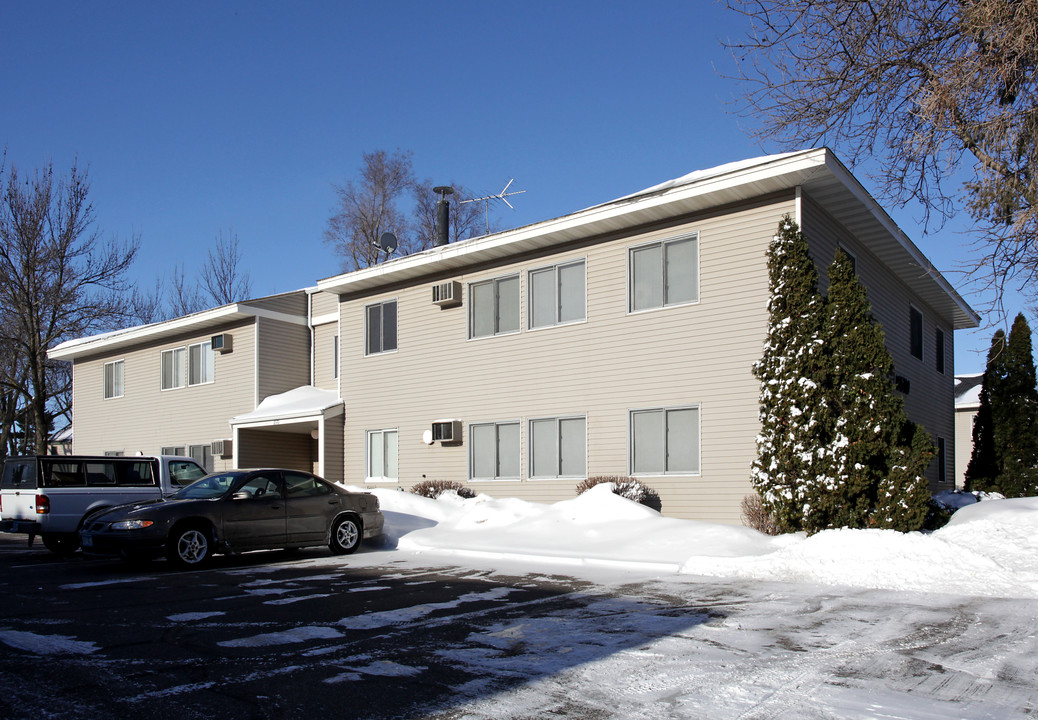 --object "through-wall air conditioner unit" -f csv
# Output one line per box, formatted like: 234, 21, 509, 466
211, 333, 233, 353
431, 420, 462, 444
431, 281, 462, 308
211, 439, 233, 457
